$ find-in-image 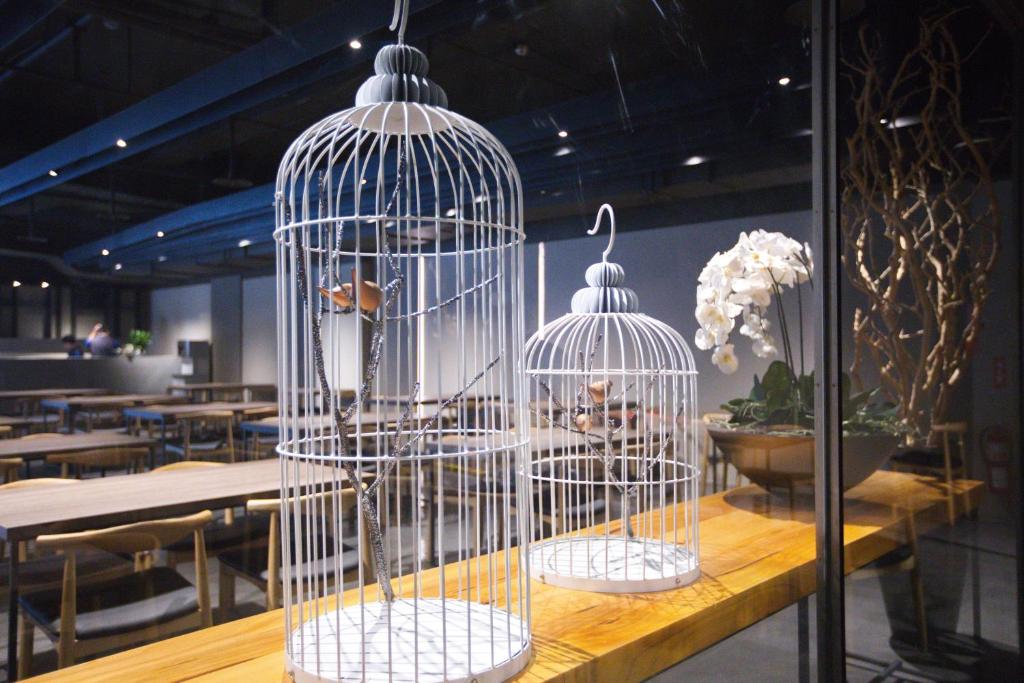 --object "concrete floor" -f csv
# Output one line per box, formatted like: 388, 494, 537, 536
1, 482, 1018, 681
